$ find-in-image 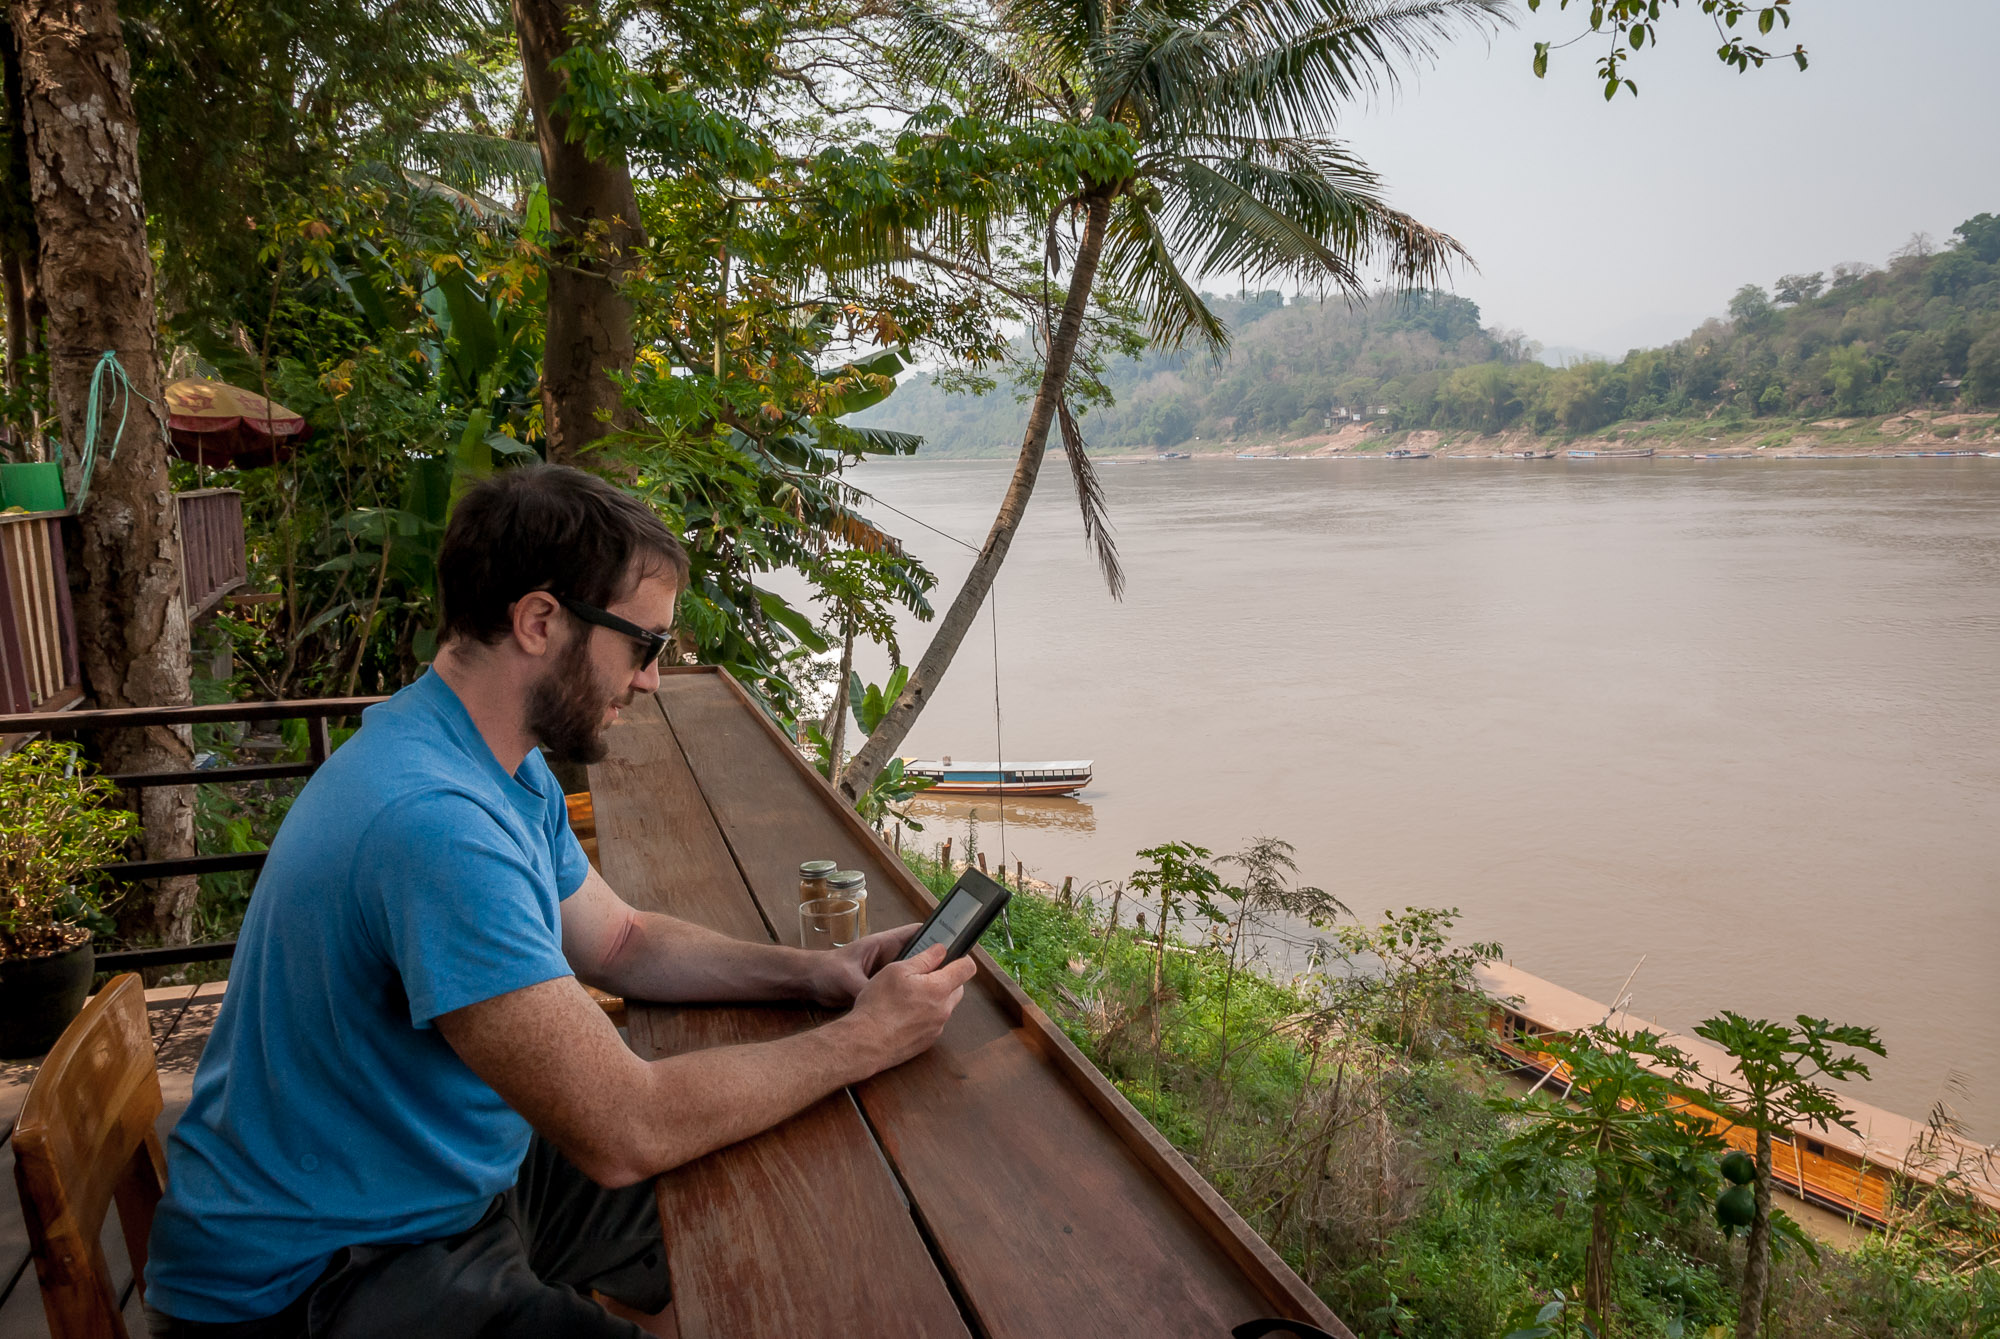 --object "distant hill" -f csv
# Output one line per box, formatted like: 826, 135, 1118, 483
856, 212, 2000, 454
854, 290, 1512, 456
